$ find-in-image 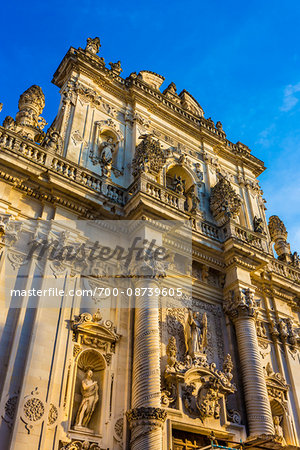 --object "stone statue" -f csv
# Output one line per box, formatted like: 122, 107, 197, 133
291, 251, 300, 268
100, 137, 115, 164
42, 127, 63, 154
185, 310, 207, 359
109, 61, 122, 75
273, 416, 286, 444
75, 369, 99, 430
85, 37, 101, 54
253, 216, 264, 233
172, 175, 185, 194
2, 116, 16, 131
